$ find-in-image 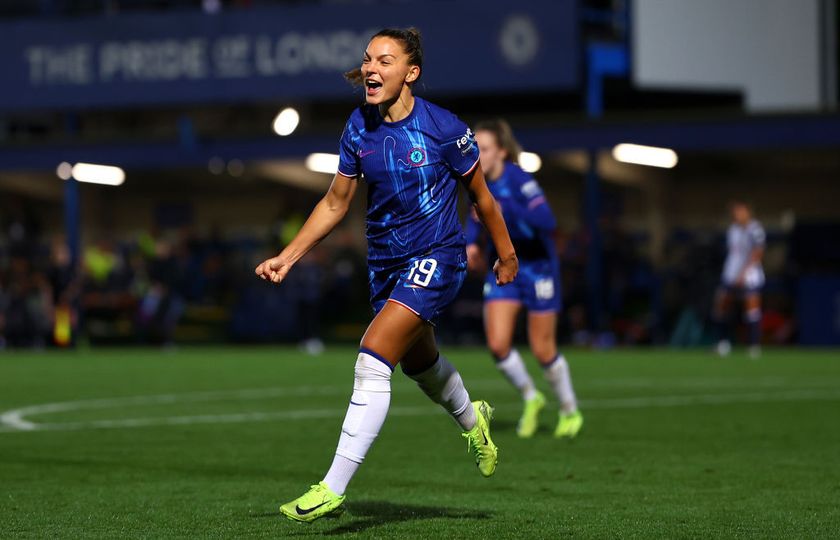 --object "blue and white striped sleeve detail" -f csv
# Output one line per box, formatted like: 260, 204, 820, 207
440, 118, 480, 177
